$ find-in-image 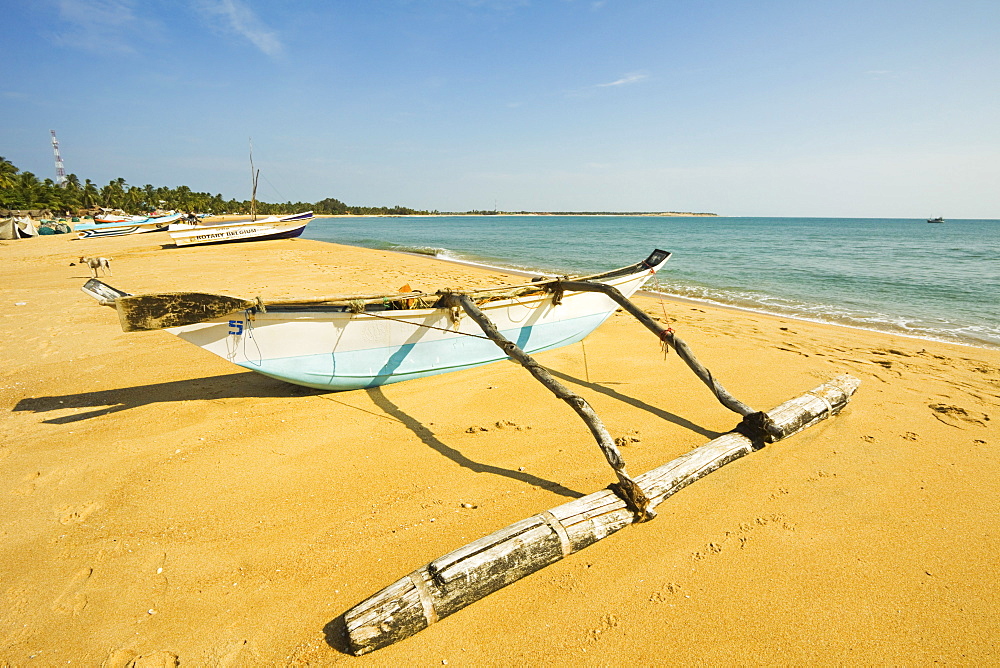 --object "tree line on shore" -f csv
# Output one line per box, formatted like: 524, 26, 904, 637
0, 157, 430, 216
1, 157, 714, 218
